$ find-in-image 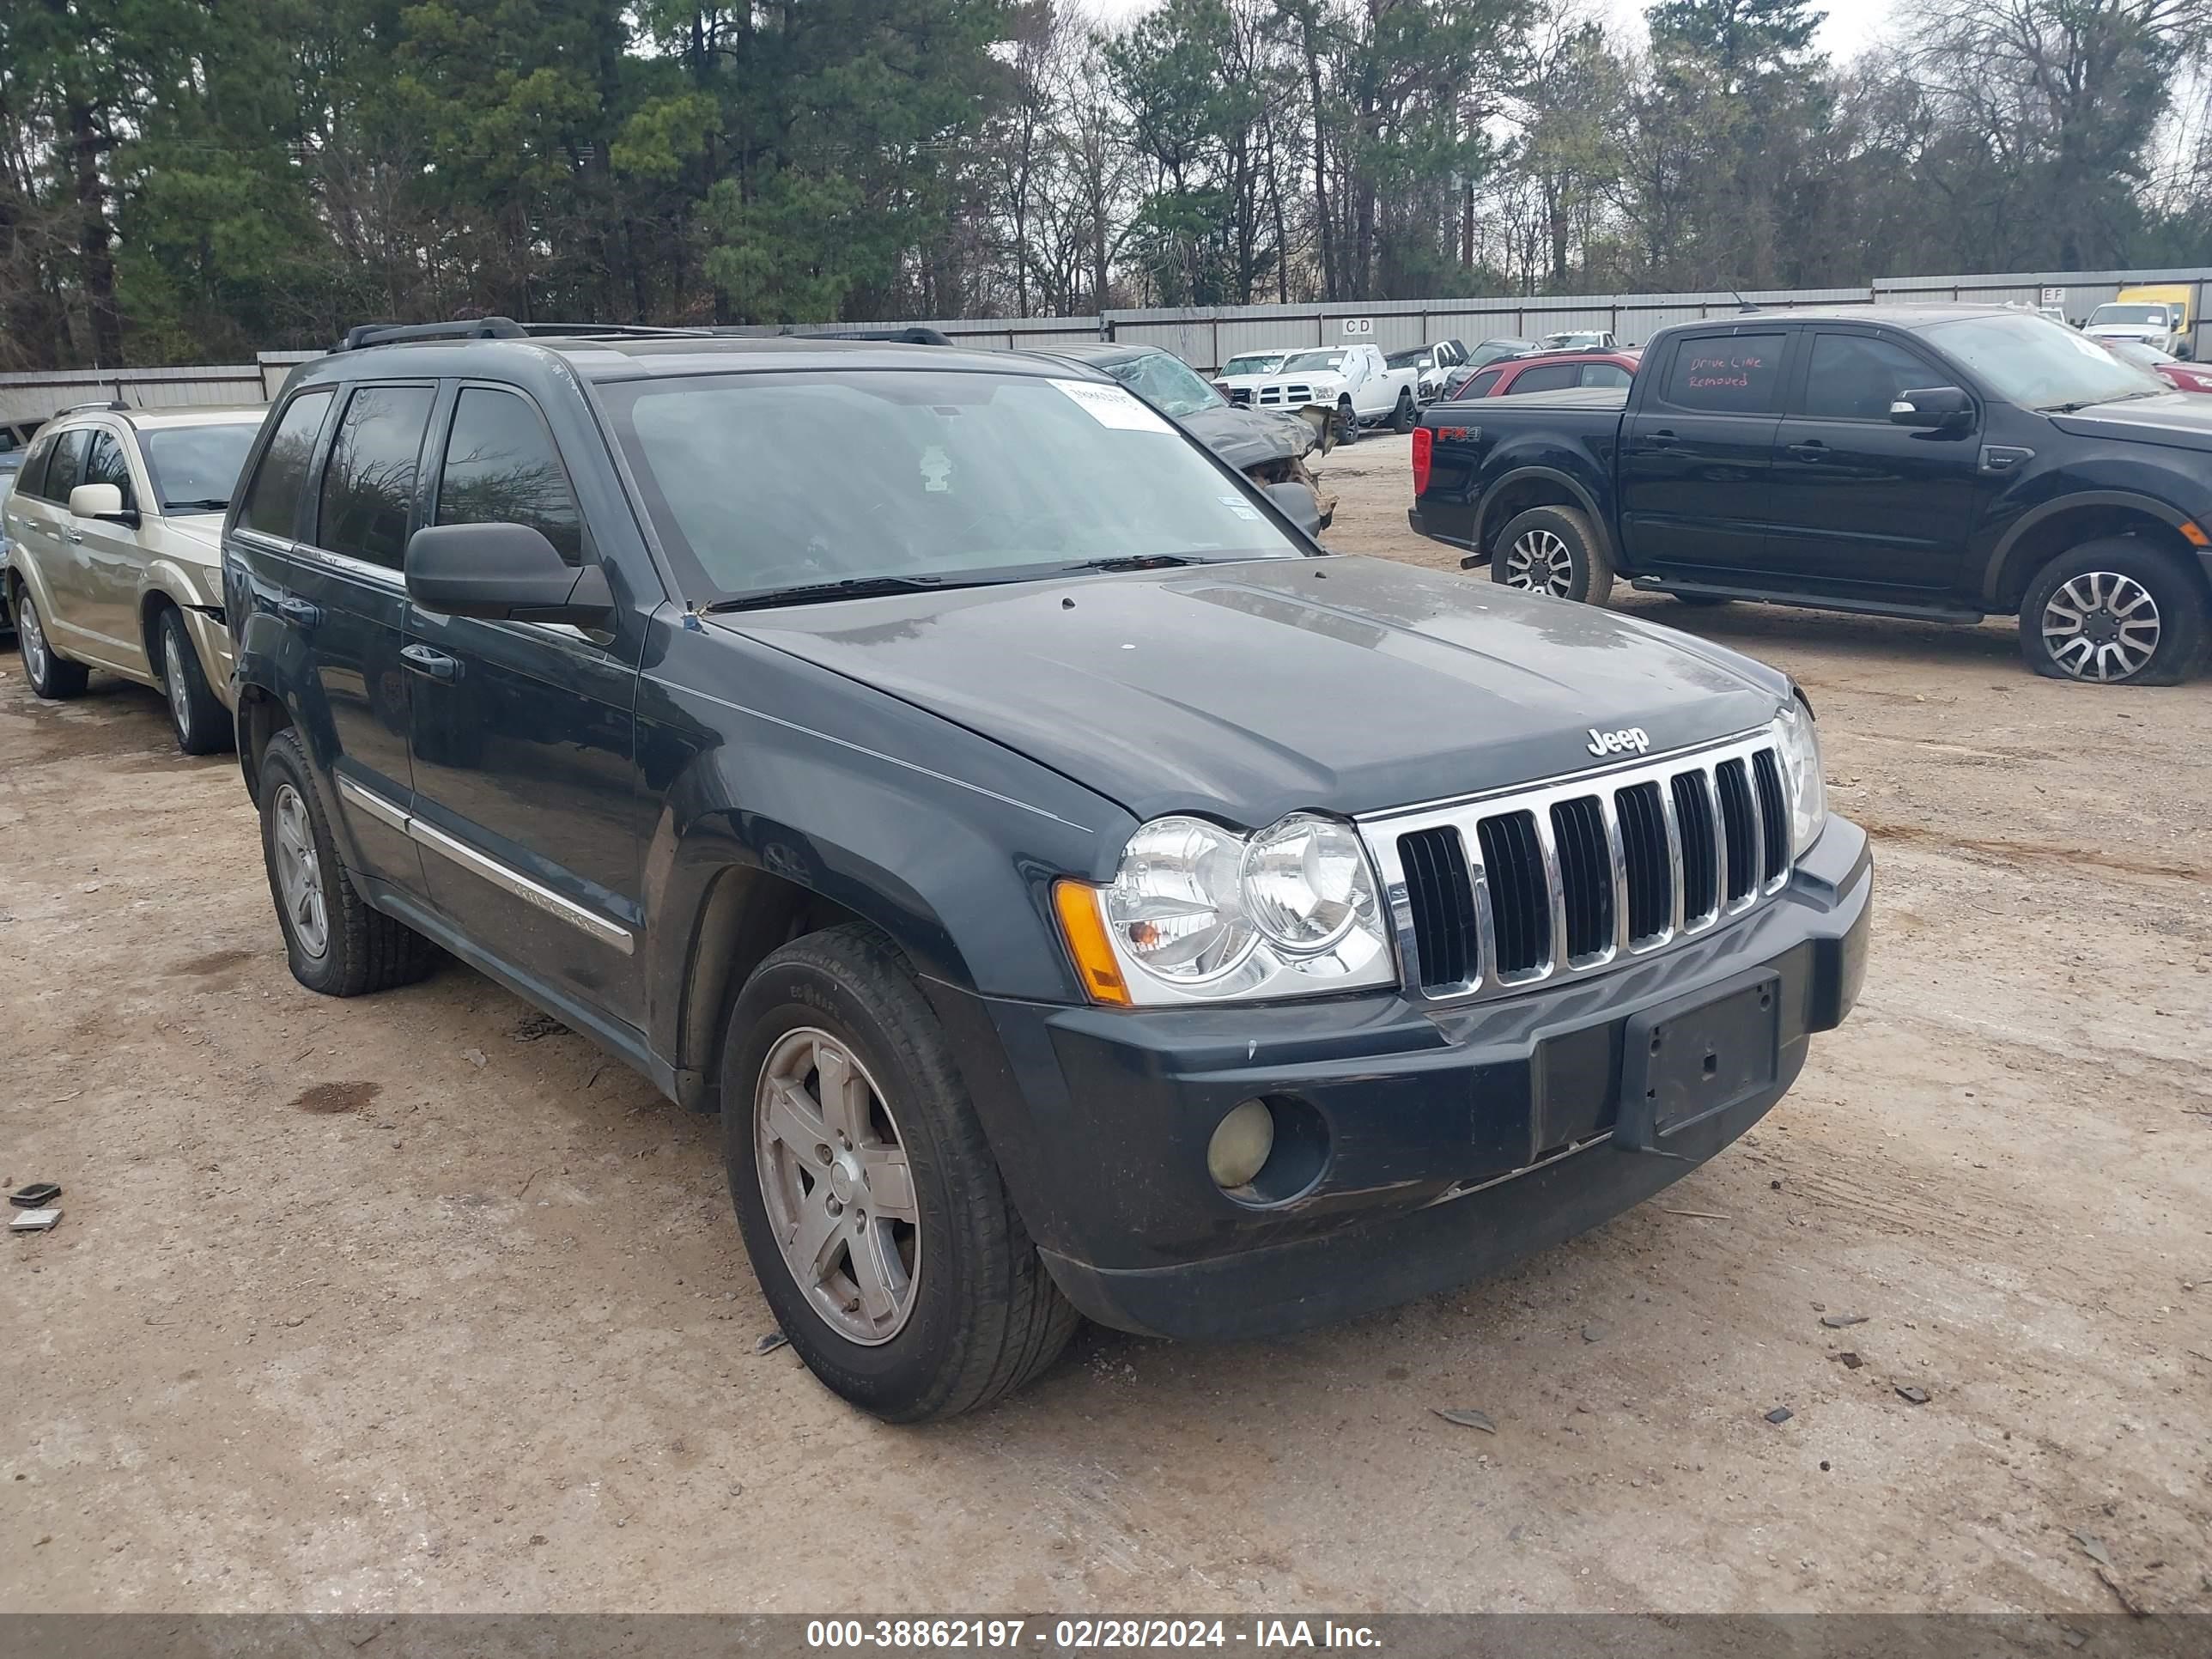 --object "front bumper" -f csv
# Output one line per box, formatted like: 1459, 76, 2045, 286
959, 817, 1870, 1342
